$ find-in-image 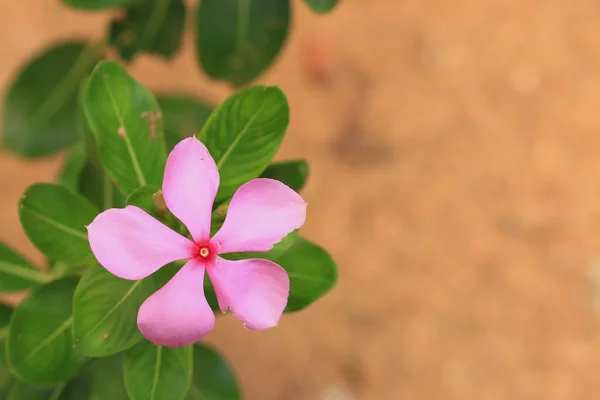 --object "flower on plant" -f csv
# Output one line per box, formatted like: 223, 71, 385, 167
87, 137, 306, 347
